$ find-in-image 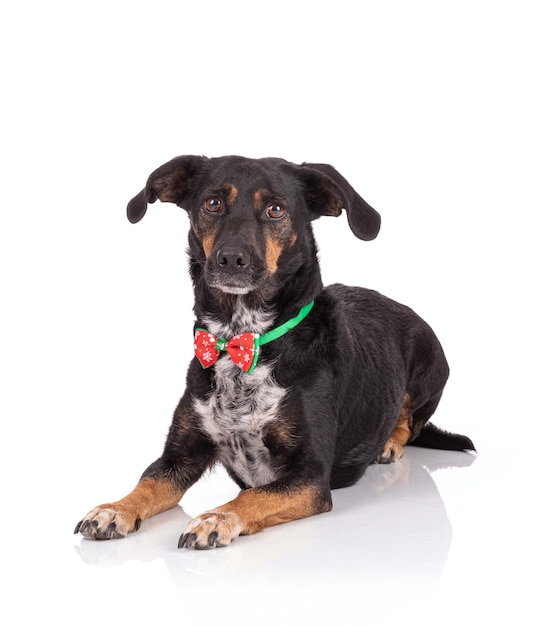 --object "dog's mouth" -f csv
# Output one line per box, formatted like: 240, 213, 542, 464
204, 266, 265, 296
210, 278, 254, 295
